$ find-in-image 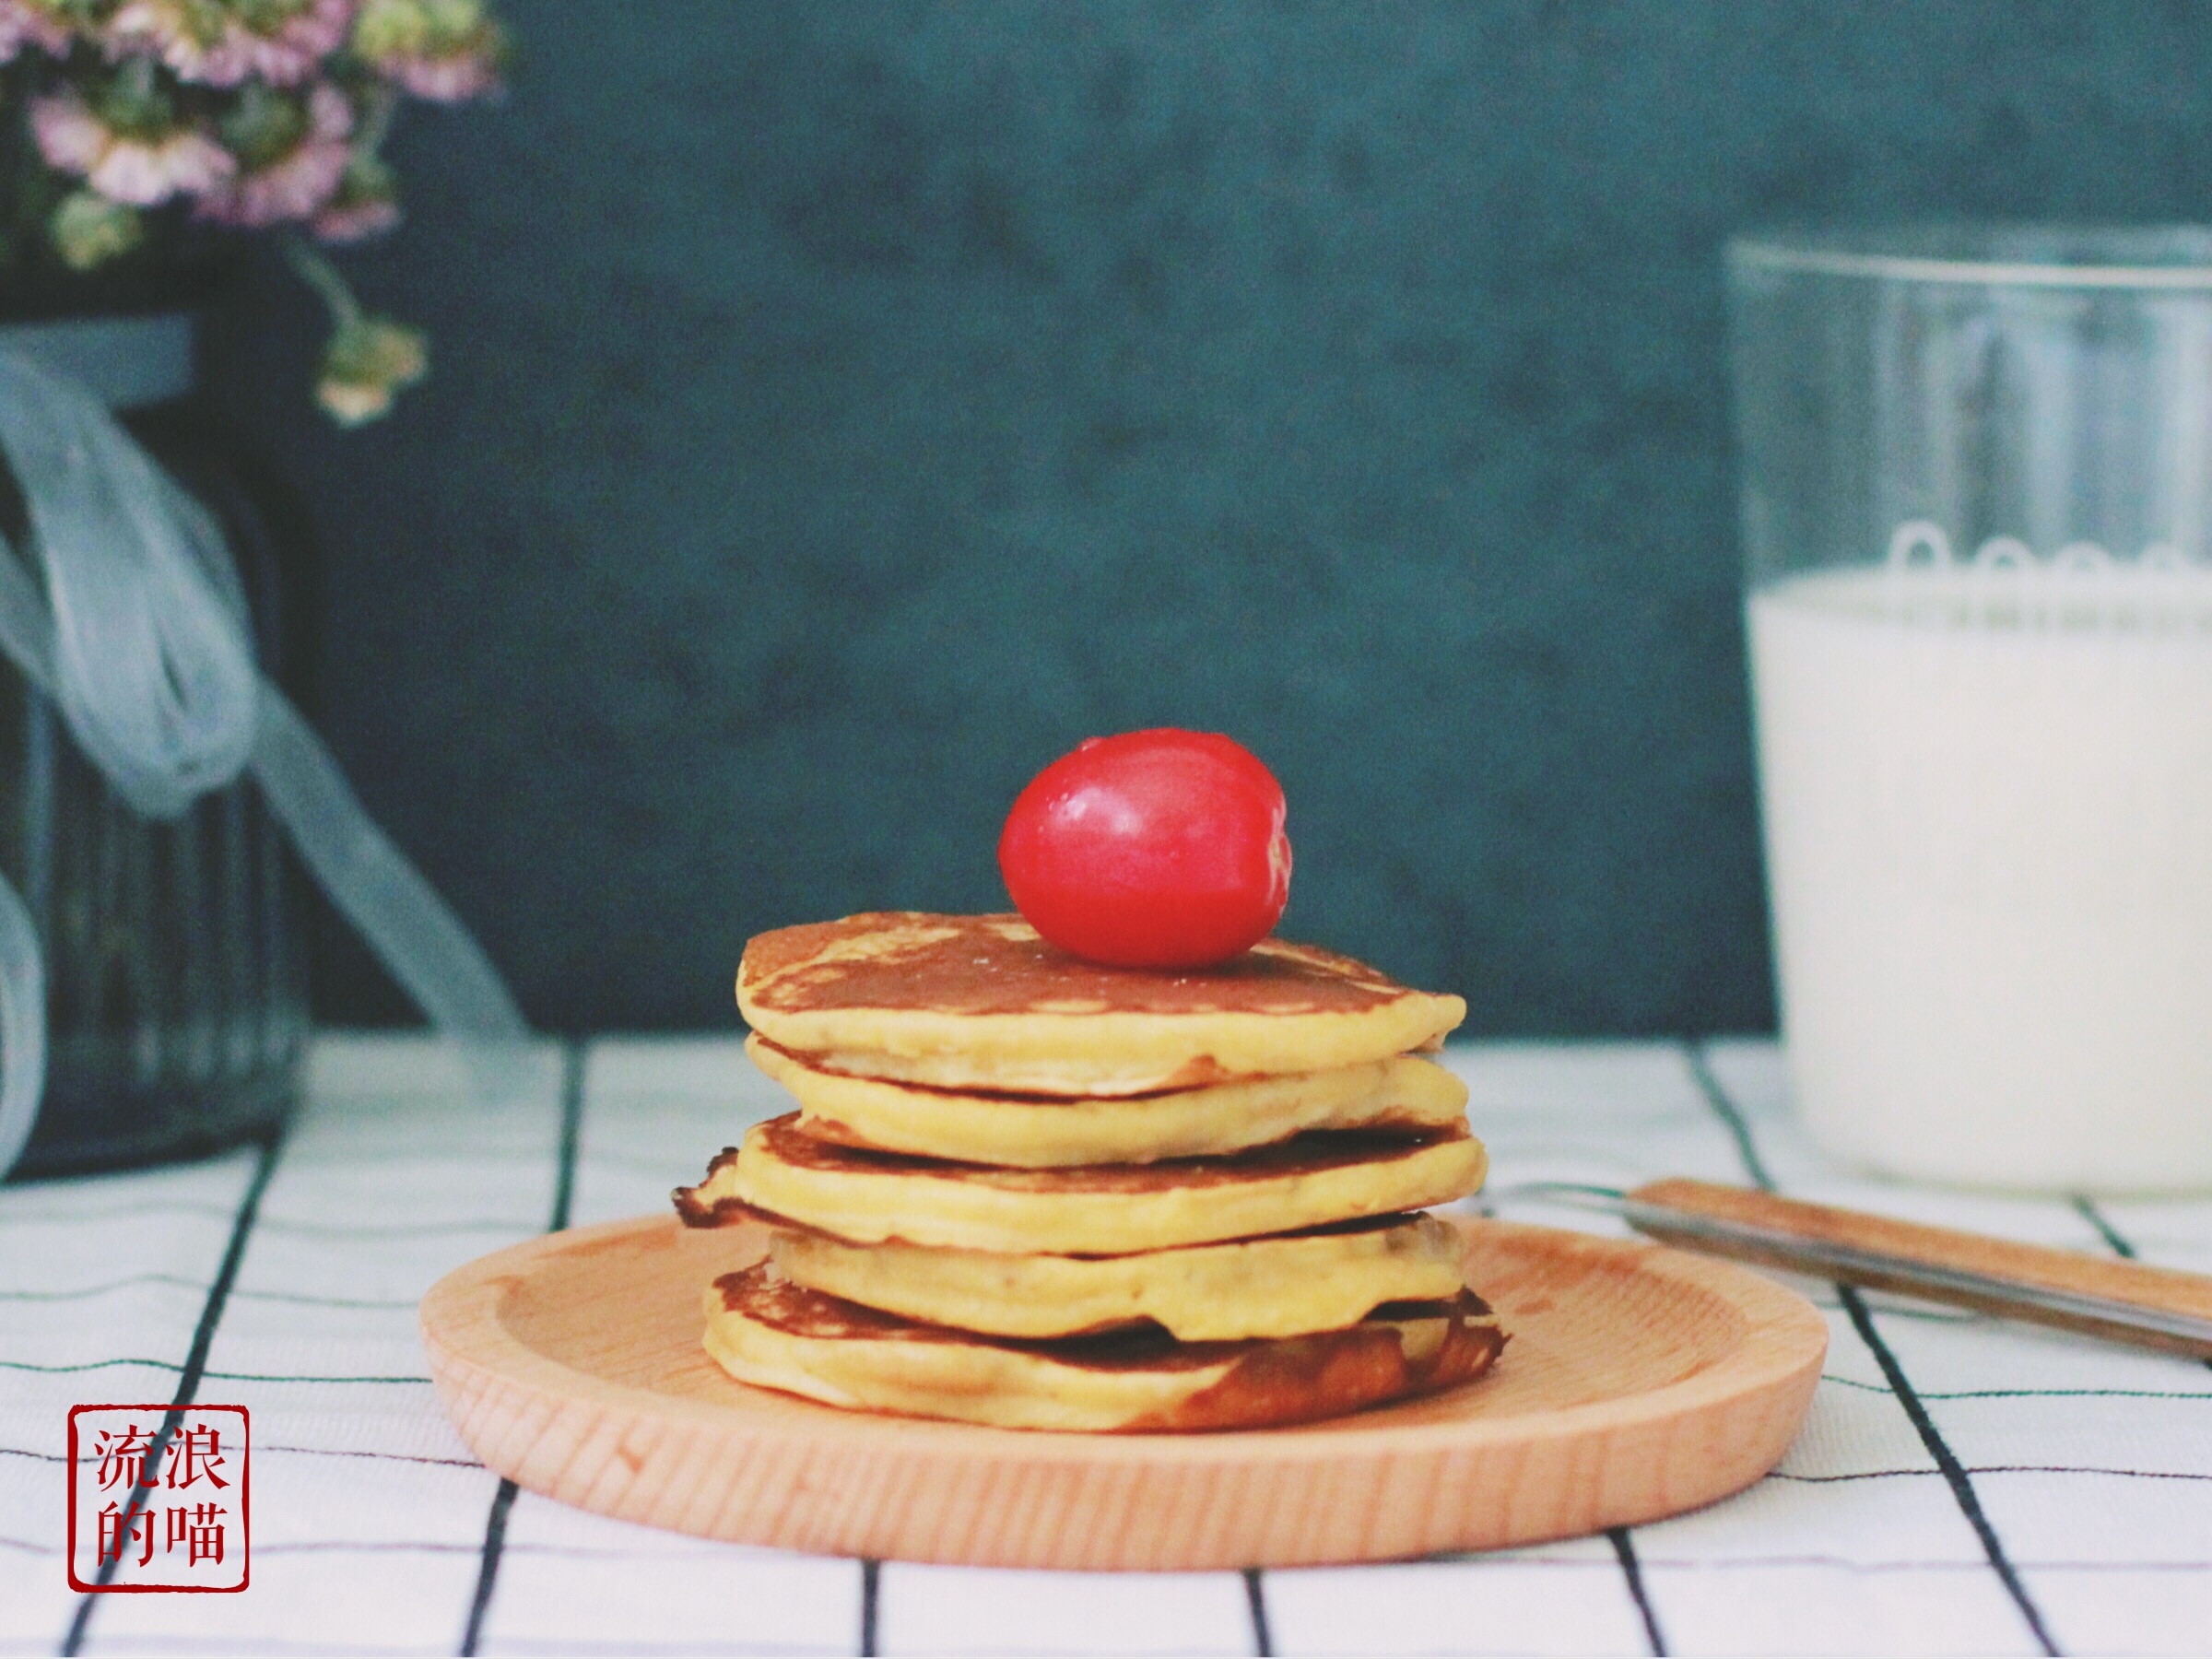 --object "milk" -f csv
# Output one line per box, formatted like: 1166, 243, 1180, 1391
1747, 562, 2212, 1191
